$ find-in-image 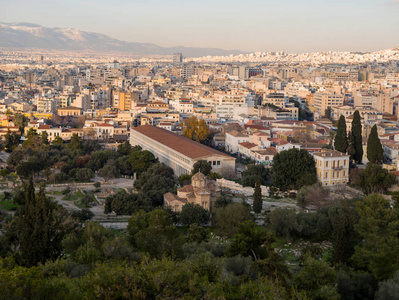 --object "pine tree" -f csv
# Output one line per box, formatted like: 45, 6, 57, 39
253, 176, 262, 214
334, 115, 348, 153
352, 110, 363, 163
367, 124, 383, 164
